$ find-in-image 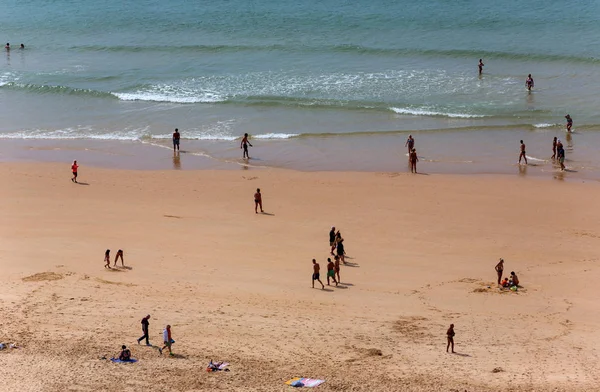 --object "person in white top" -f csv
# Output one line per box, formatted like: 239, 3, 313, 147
160, 325, 173, 355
